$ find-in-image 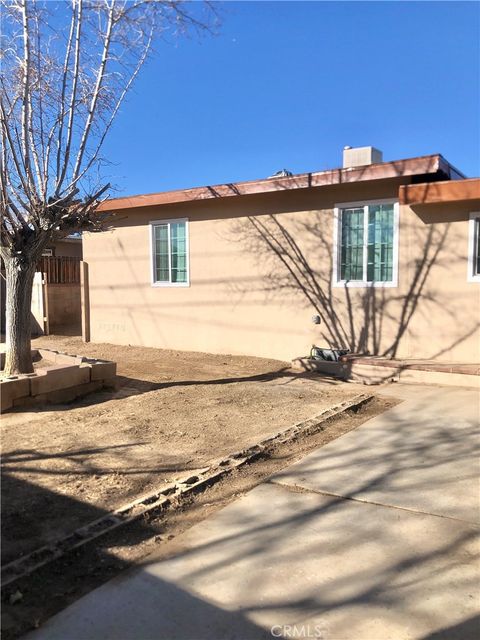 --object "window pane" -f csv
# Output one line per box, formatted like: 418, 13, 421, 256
340, 208, 364, 280
475, 218, 480, 276
154, 224, 169, 282
367, 204, 394, 282
170, 222, 187, 283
